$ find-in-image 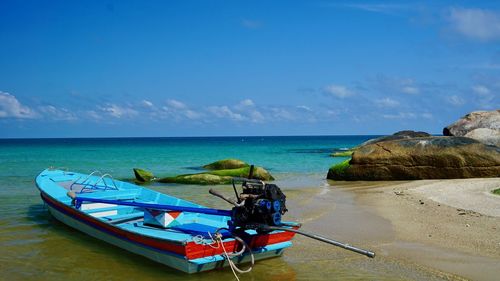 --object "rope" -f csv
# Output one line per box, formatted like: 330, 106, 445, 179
213, 230, 255, 281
